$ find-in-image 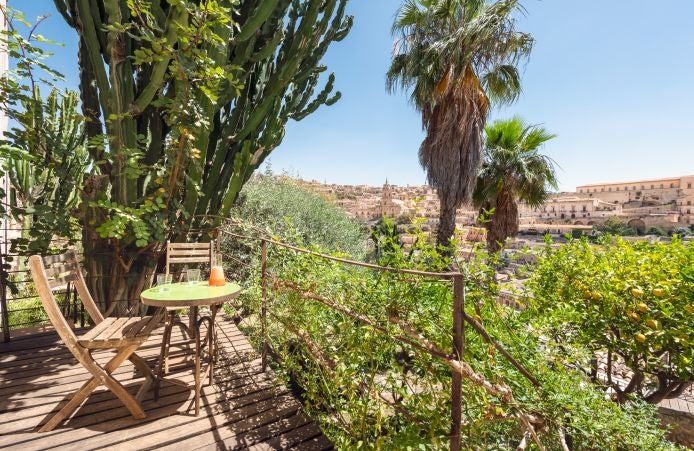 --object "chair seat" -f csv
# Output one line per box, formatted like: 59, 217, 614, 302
78, 316, 161, 349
